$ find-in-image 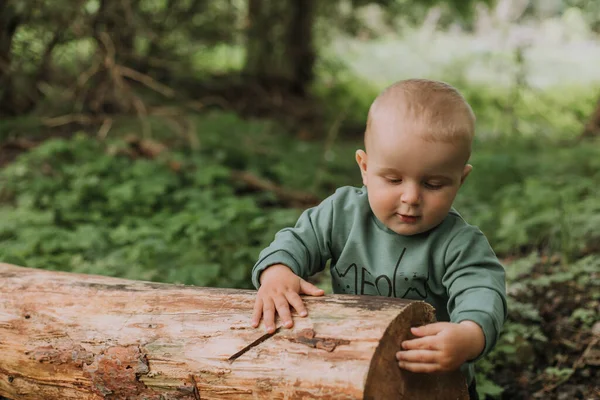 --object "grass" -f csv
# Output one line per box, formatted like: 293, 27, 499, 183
2, 106, 599, 280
